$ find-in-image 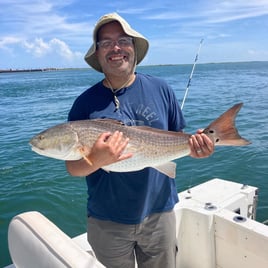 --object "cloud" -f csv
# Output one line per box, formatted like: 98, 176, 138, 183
141, 1, 268, 24
1, 0, 268, 67
248, 49, 268, 57
0, 36, 83, 68
23, 38, 49, 57
204, 1, 268, 24
0, 36, 22, 49
0, 35, 82, 61
0, 0, 91, 49
116, 7, 152, 15
22, 38, 82, 60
